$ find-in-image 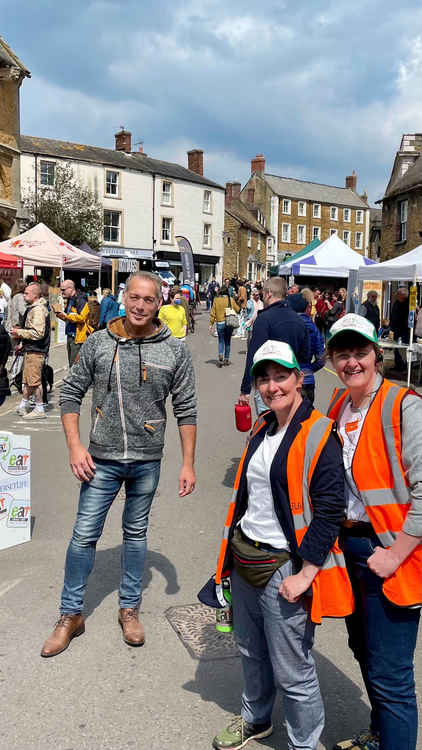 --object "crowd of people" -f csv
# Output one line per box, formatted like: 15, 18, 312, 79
1, 268, 421, 750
